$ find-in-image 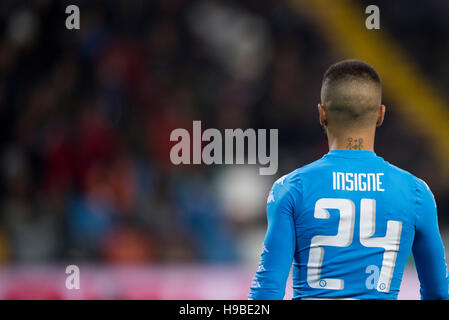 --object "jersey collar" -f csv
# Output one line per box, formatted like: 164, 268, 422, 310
325, 149, 377, 159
